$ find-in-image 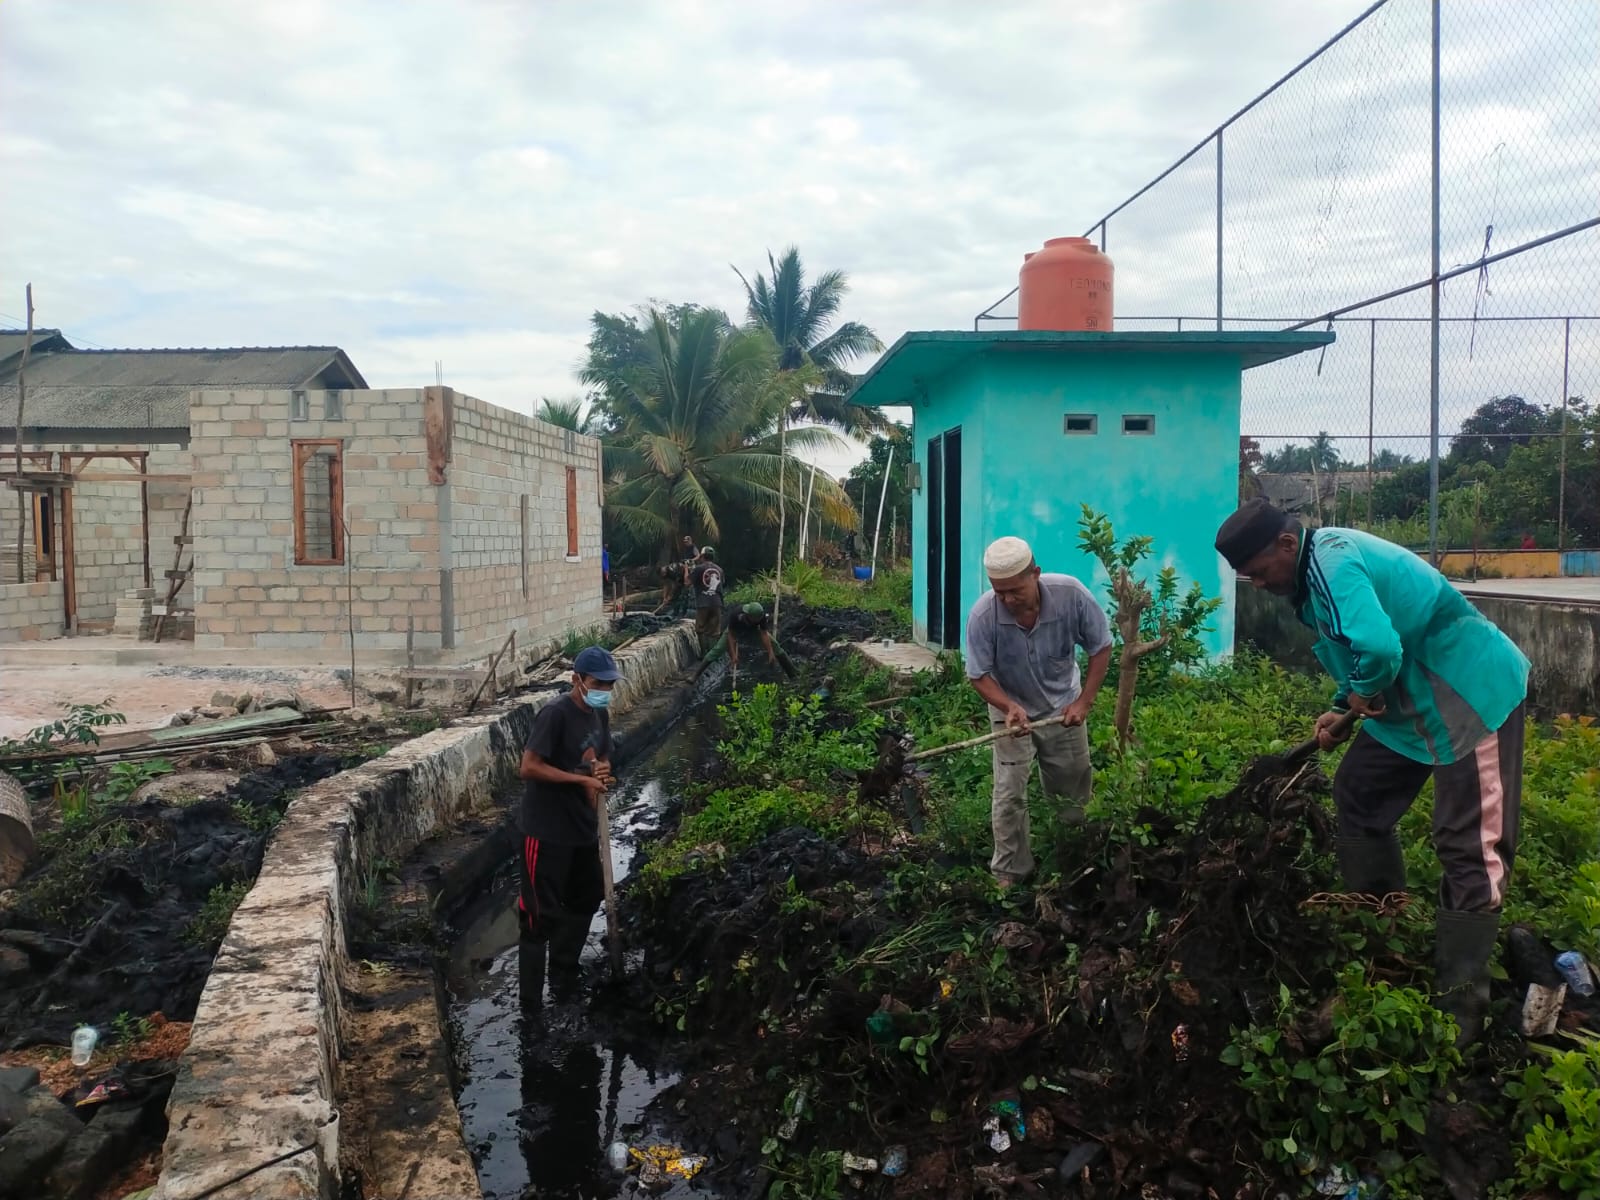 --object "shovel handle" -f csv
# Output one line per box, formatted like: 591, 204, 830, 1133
1285, 708, 1361, 764
908, 722, 1032, 762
